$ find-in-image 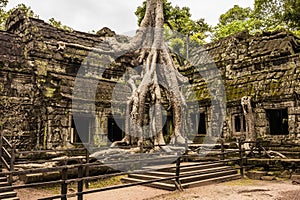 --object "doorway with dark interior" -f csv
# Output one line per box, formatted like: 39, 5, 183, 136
107, 116, 125, 143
